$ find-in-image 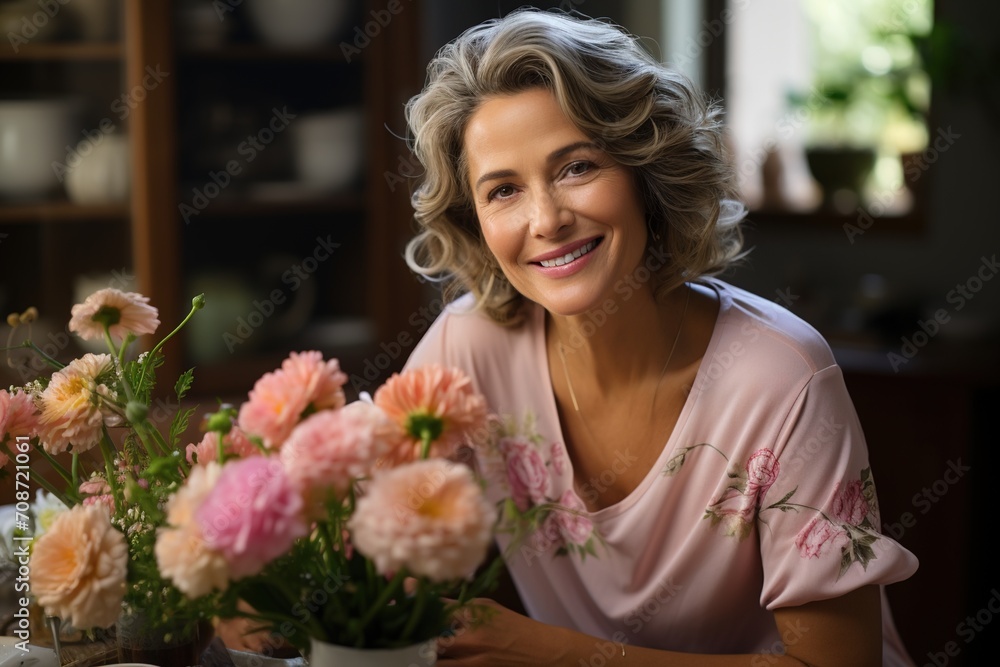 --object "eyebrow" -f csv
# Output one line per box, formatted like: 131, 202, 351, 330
473, 141, 600, 190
